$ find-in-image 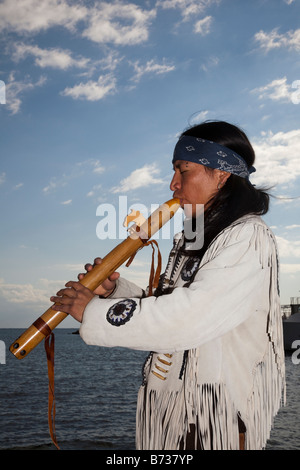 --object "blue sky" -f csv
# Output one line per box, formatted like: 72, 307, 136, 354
0, 0, 300, 328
